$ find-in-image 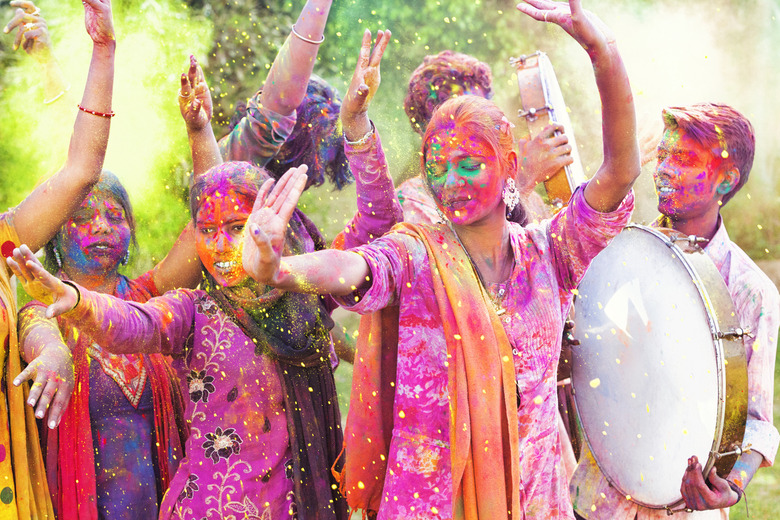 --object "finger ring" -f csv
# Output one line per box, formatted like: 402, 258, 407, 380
543, 11, 549, 22
30, 7, 41, 16
178, 91, 188, 98
684, 508, 693, 513
23, 22, 35, 31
